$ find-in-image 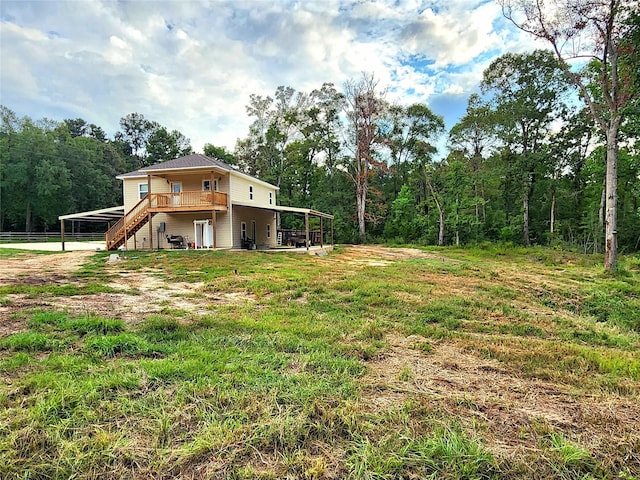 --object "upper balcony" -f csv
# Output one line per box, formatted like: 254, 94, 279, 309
148, 191, 228, 212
